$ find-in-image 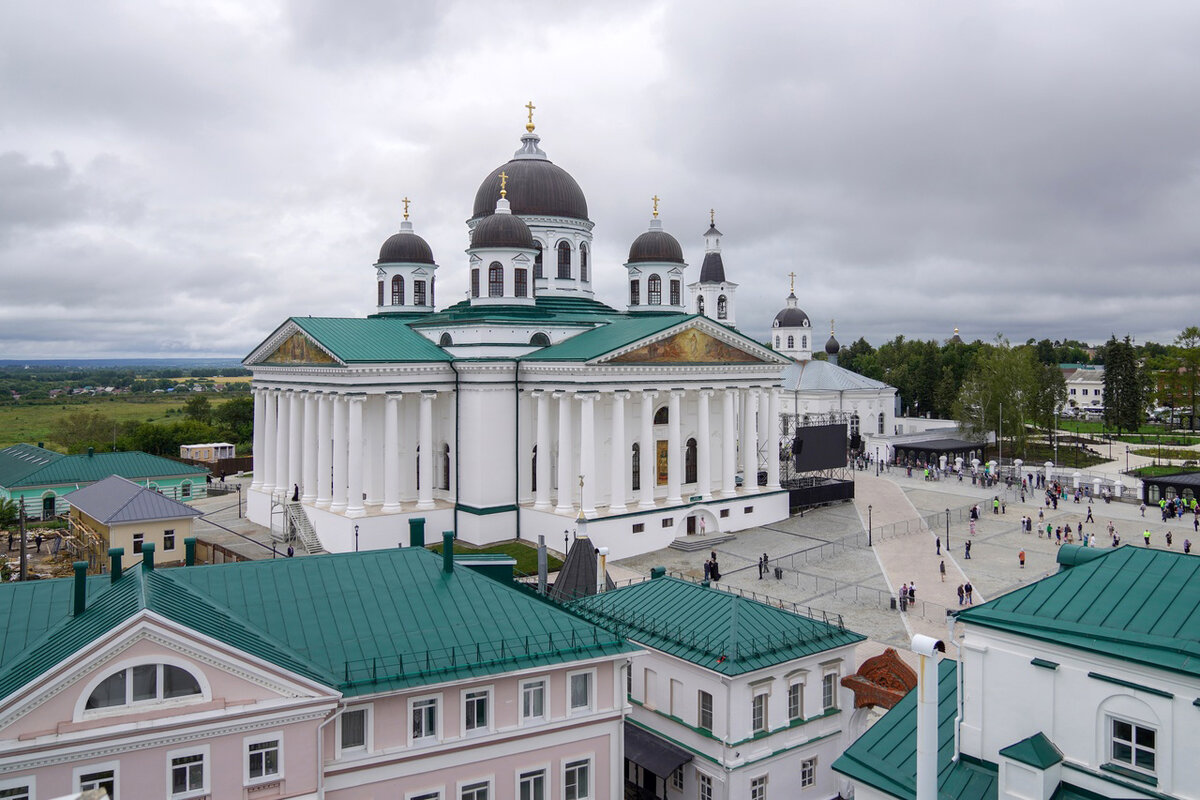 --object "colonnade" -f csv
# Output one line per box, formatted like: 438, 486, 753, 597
250, 387, 440, 517
532, 386, 781, 518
